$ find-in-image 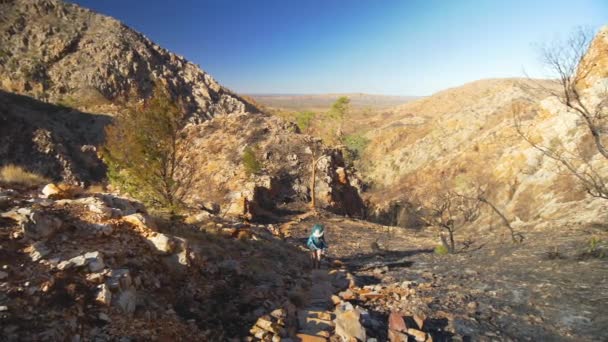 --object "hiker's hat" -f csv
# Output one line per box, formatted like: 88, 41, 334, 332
312, 224, 324, 237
